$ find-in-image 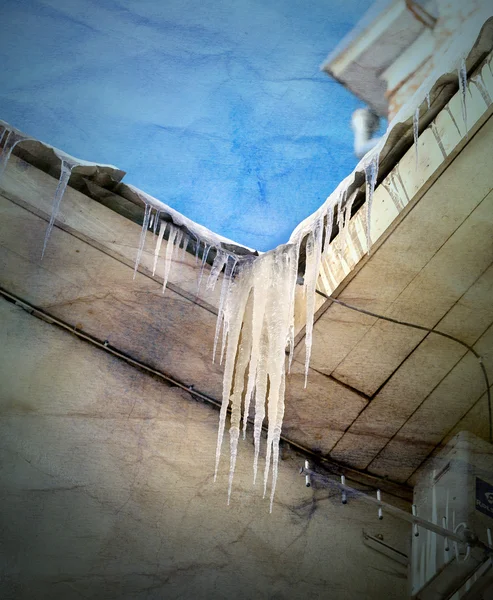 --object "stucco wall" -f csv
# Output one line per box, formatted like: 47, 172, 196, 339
0, 298, 408, 600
